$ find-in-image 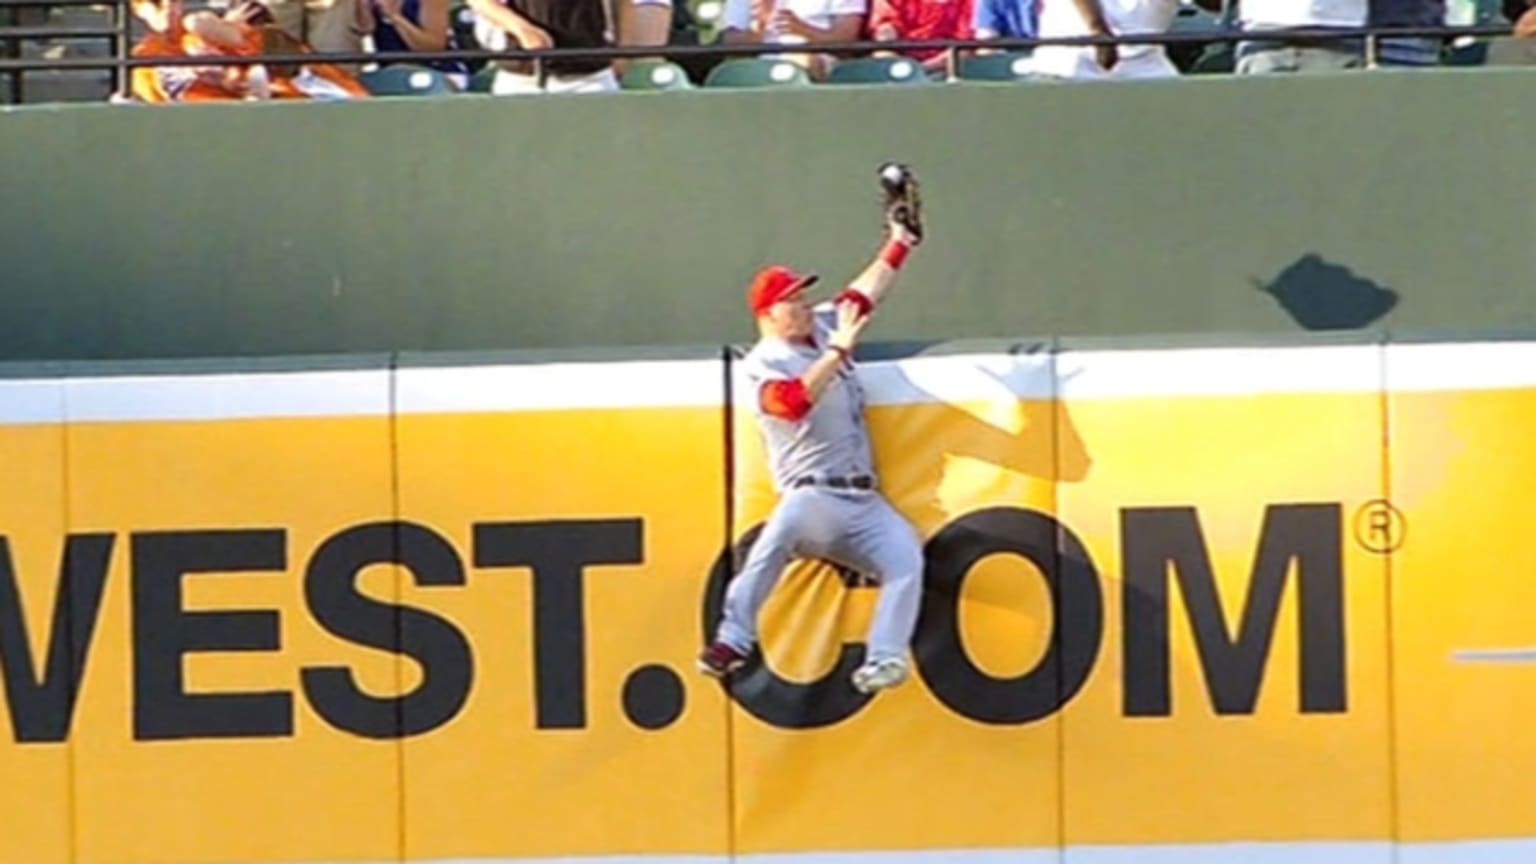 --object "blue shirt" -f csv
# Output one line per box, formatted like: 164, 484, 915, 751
974, 0, 1038, 38
373, 0, 471, 75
